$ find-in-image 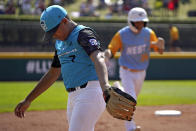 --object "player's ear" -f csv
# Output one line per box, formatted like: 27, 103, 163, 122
61, 18, 68, 23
